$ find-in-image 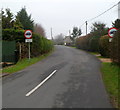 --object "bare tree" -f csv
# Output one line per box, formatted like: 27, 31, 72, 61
34, 23, 46, 37
54, 33, 64, 45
